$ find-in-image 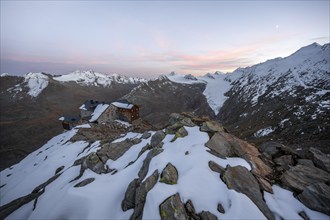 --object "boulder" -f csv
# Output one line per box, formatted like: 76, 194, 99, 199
131, 170, 159, 220
217, 203, 225, 214
223, 166, 275, 220
185, 200, 199, 219
298, 183, 330, 215
176, 127, 188, 138
281, 165, 330, 193
205, 132, 235, 159
168, 113, 184, 125
200, 121, 224, 133
159, 193, 189, 220
122, 178, 139, 211
98, 139, 134, 161
83, 152, 106, 174
274, 155, 294, 170
73, 178, 95, 187
297, 159, 315, 167
258, 141, 282, 158
199, 211, 218, 220
213, 131, 272, 180
55, 166, 64, 175
179, 117, 195, 127
309, 148, 330, 172
160, 163, 178, 185
138, 148, 163, 181
141, 131, 151, 139
165, 123, 183, 134
166, 120, 194, 135
208, 161, 225, 175
131, 138, 142, 145
150, 131, 166, 147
